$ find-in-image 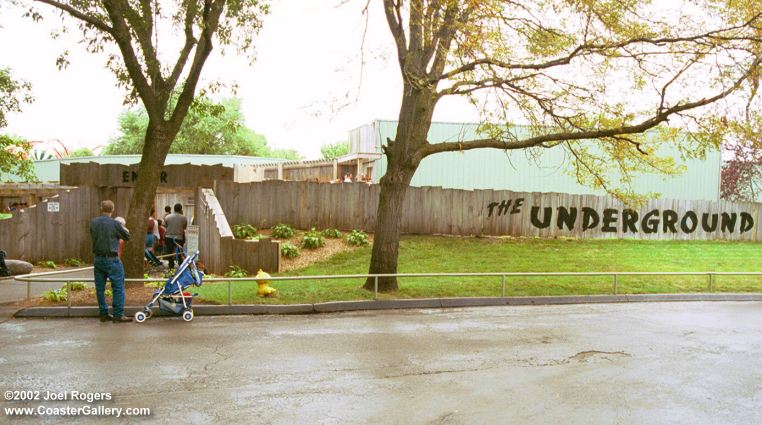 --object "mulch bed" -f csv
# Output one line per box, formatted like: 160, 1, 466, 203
9, 285, 217, 308
257, 229, 373, 272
